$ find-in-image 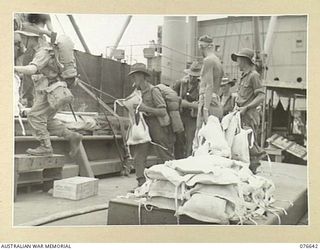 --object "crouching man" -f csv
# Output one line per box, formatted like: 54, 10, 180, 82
231, 48, 266, 173
129, 63, 174, 187
14, 29, 82, 157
